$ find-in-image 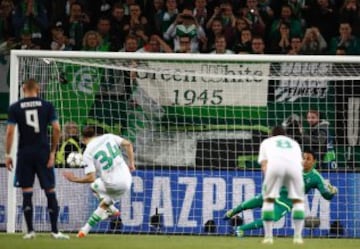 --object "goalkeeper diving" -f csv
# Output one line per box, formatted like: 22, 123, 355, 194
223, 149, 337, 237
